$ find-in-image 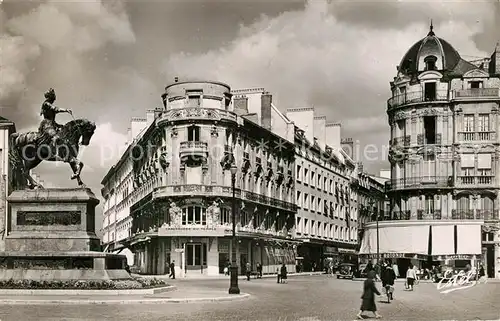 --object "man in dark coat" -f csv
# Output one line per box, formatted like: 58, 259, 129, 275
169, 261, 176, 279
357, 270, 382, 319
382, 265, 397, 302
